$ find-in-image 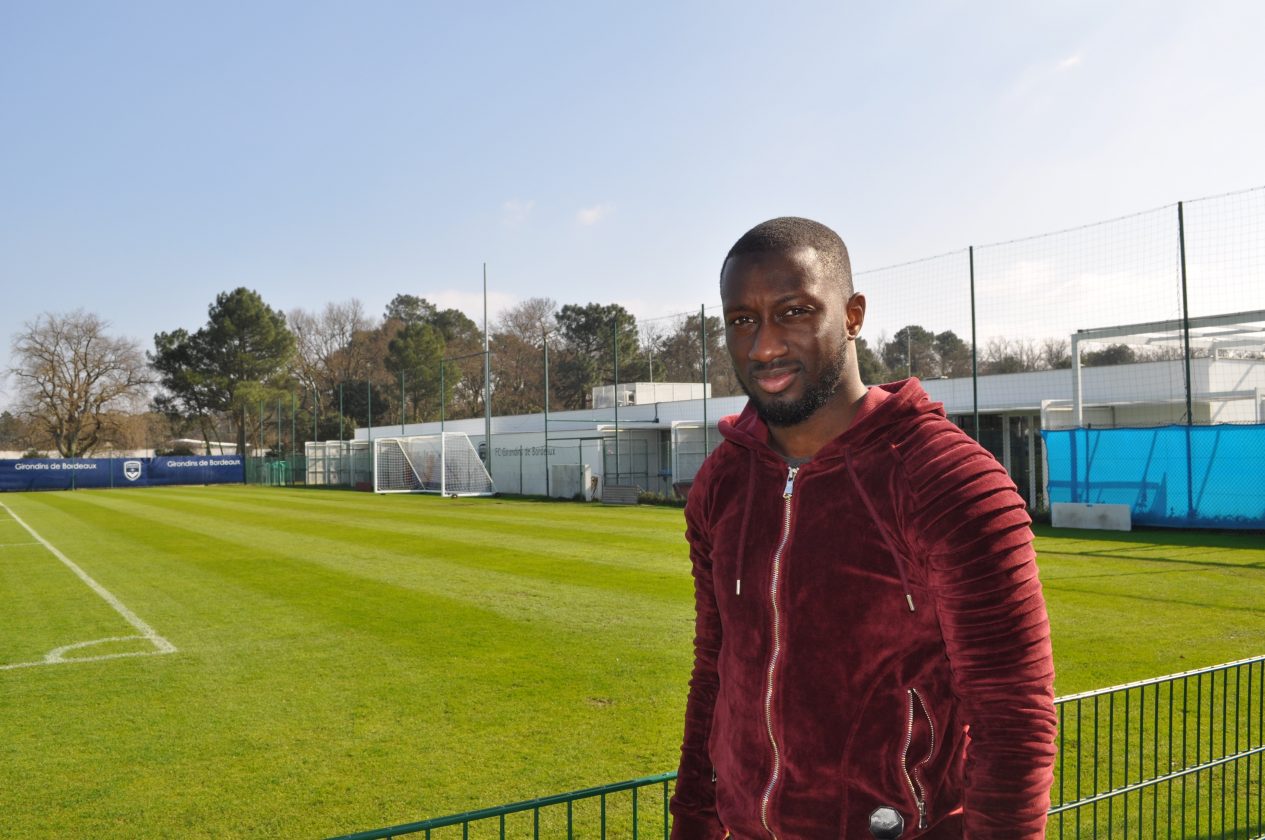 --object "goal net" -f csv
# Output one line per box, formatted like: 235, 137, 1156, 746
373, 433, 496, 496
